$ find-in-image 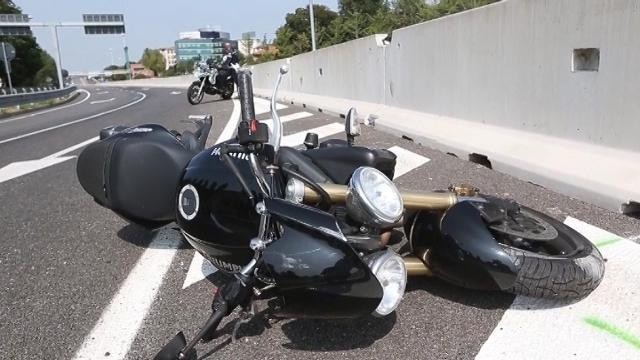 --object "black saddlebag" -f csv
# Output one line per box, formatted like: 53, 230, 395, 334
76, 124, 194, 226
